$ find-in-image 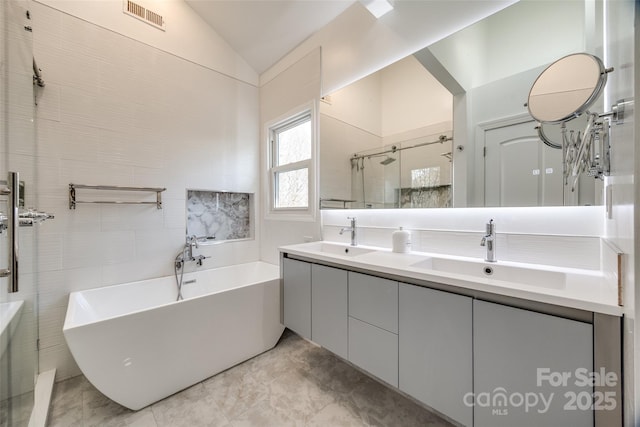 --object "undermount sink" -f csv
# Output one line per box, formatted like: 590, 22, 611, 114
313, 242, 377, 257
411, 257, 566, 289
